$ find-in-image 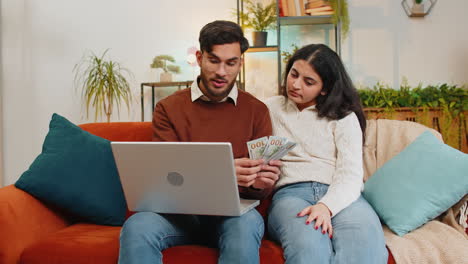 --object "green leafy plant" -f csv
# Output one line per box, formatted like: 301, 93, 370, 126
150, 55, 181, 74
415, 0, 424, 4
328, 0, 350, 39
74, 49, 133, 123
237, 0, 277, 32
358, 82, 468, 151
281, 44, 299, 64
